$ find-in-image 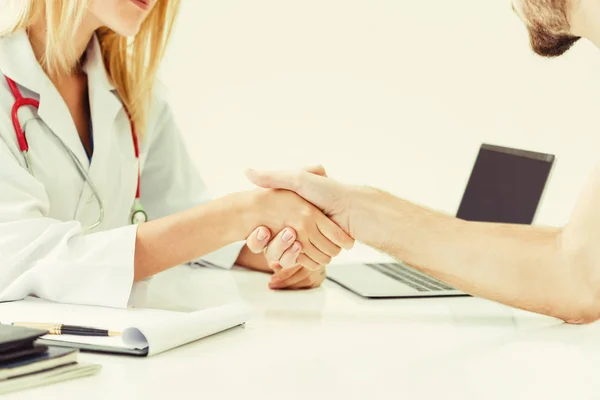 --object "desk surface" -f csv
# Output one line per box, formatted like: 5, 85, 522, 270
6, 264, 600, 400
